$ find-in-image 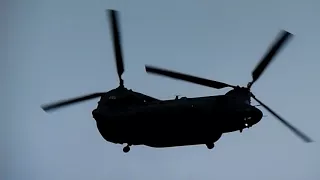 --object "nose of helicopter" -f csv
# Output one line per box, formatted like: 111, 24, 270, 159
246, 106, 263, 127
92, 108, 116, 121
92, 109, 103, 121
